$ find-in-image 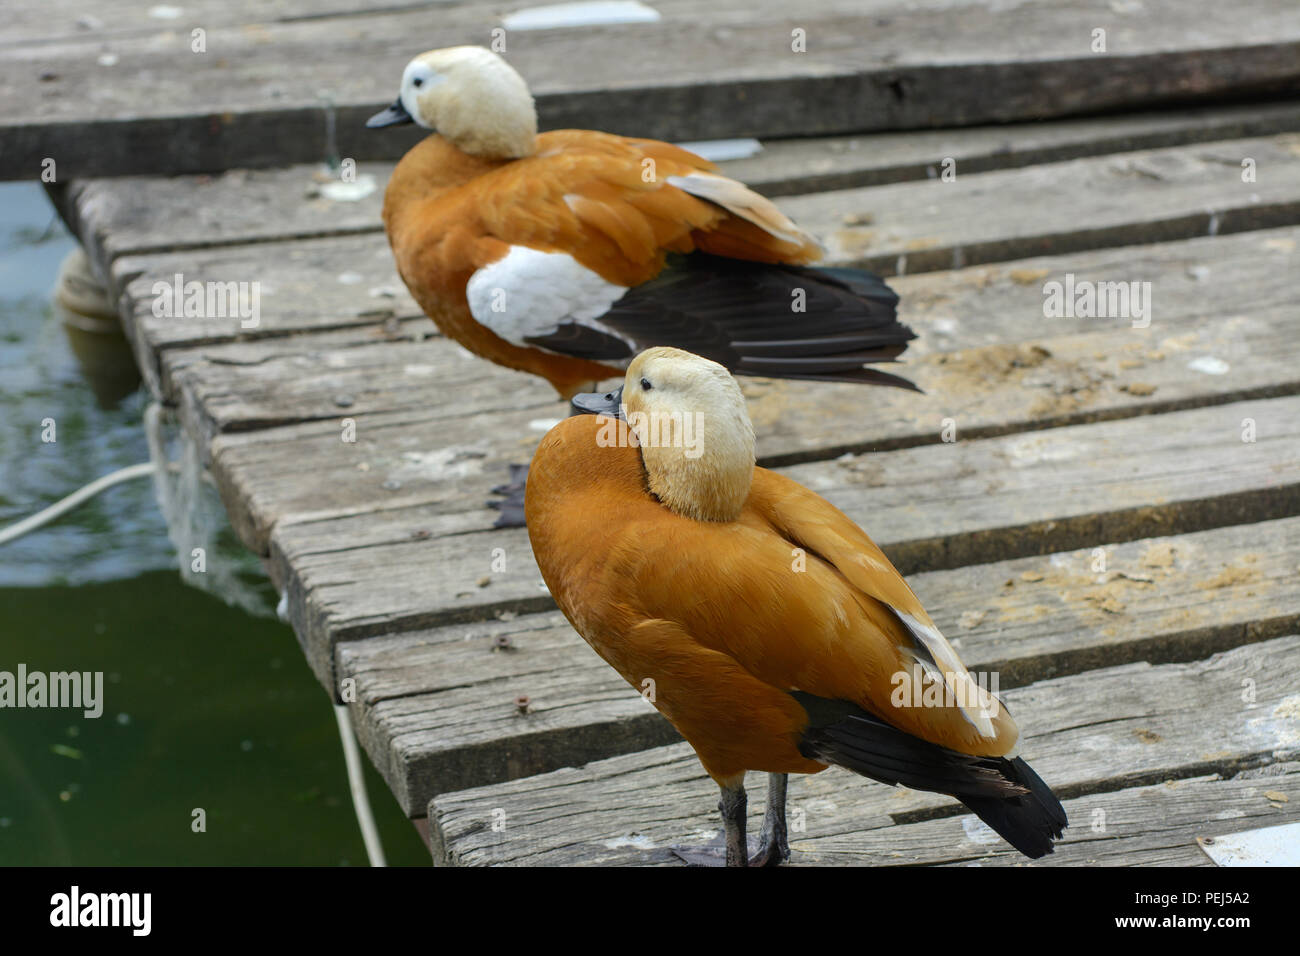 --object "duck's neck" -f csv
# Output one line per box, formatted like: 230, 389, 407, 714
638, 409, 755, 522
384, 136, 508, 209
